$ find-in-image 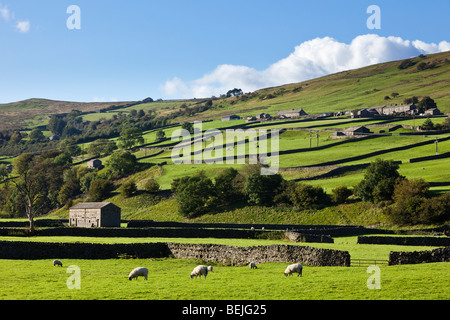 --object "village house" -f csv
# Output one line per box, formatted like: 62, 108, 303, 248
275, 109, 308, 119
424, 108, 441, 116
221, 115, 240, 121
333, 126, 372, 139
358, 104, 419, 117
256, 113, 272, 120
69, 202, 121, 228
